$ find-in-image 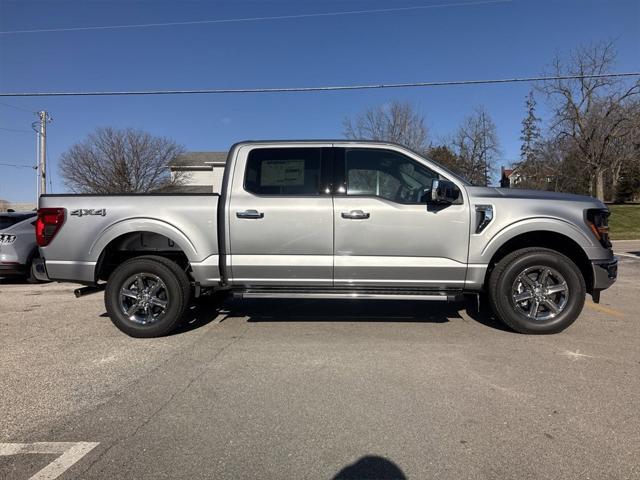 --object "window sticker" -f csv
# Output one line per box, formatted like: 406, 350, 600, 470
261, 159, 305, 186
